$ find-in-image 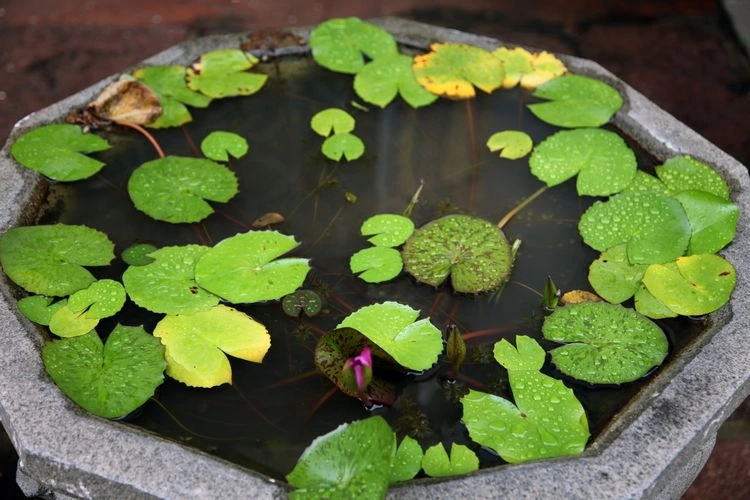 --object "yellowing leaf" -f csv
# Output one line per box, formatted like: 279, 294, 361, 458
523, 51, 566, 88
413, 43, 505, 99
493, 47, 566, 89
